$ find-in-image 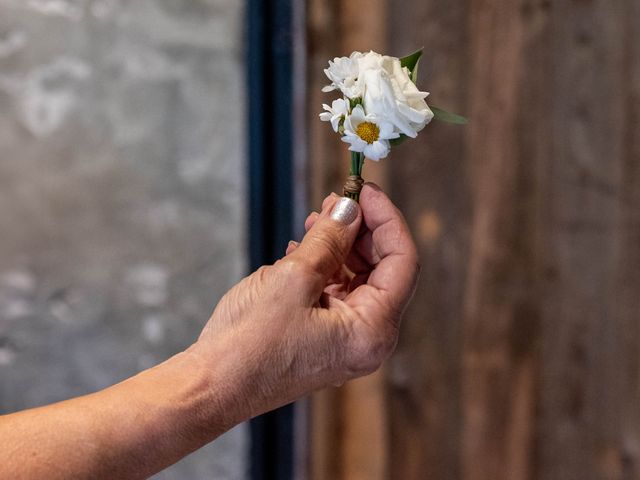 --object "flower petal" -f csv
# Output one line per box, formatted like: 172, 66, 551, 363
350, 104, 366, 123
341, 133, 367, 152
397, 101, 429, 124
378, 121, 400, 139
363, 140, 389, 161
